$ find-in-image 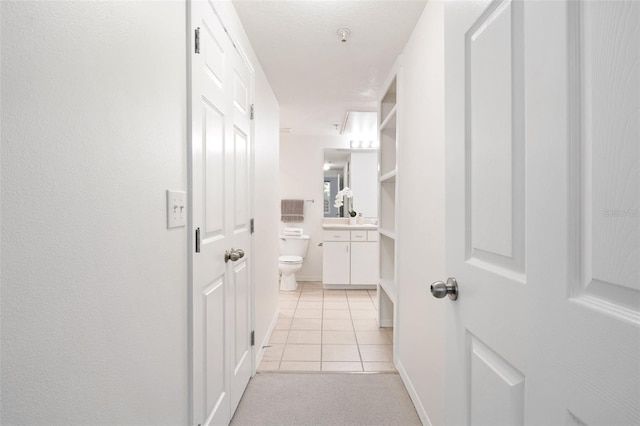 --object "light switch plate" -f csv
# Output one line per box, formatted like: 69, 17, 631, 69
167, 190, 187, 228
